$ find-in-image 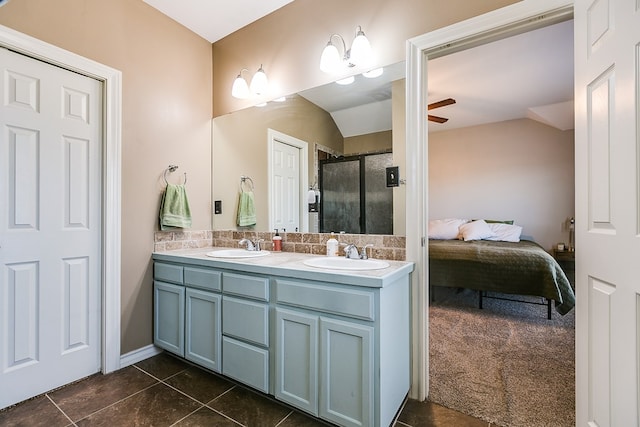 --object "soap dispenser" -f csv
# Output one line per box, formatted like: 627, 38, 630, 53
272, 229, 282, 251
326, 232, 338, 257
